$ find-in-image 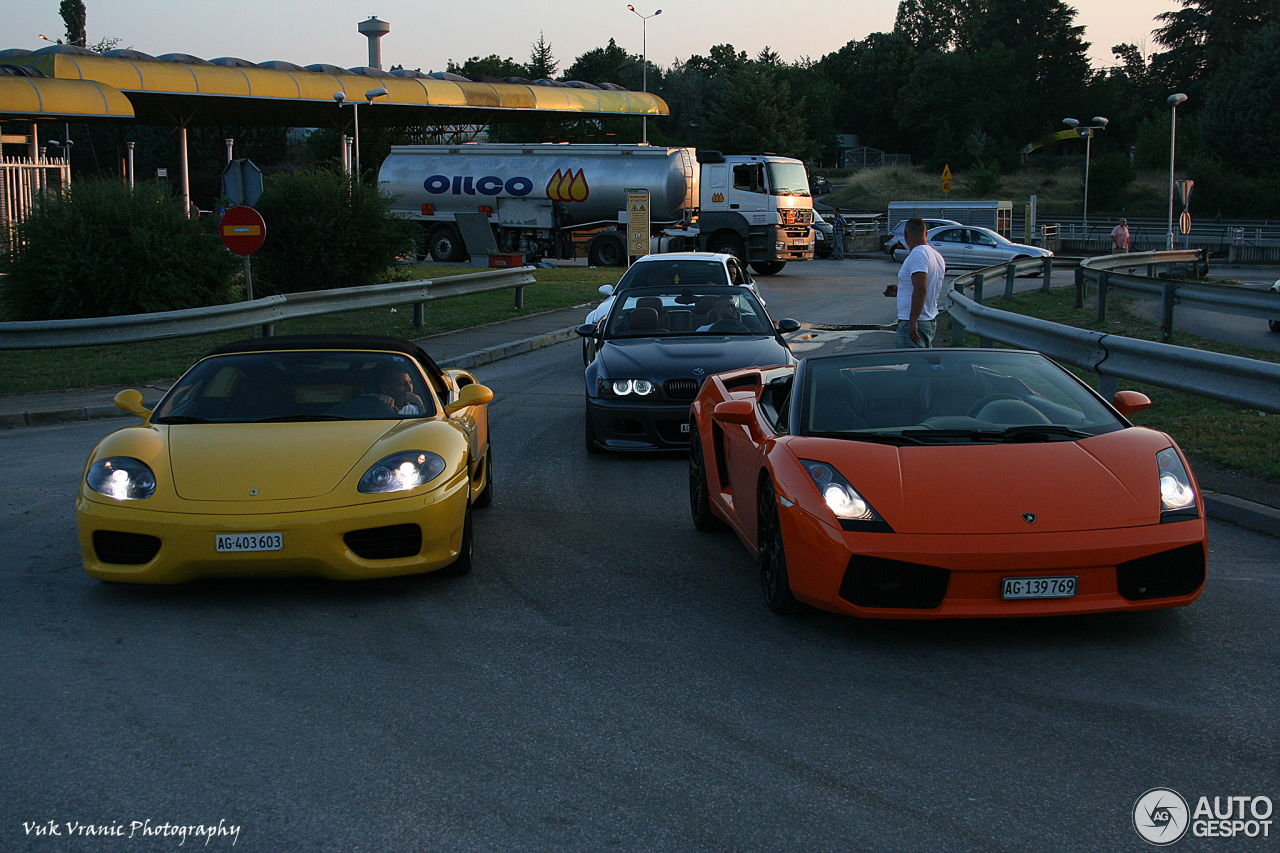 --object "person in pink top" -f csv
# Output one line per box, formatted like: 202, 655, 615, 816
1111, 218, 1131, 253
